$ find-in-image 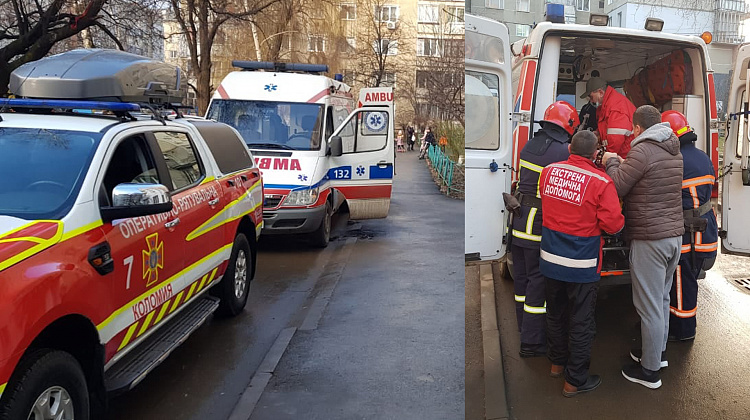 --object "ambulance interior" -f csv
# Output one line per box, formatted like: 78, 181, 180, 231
534, 35, 708, 150
529, 35, 708, 275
